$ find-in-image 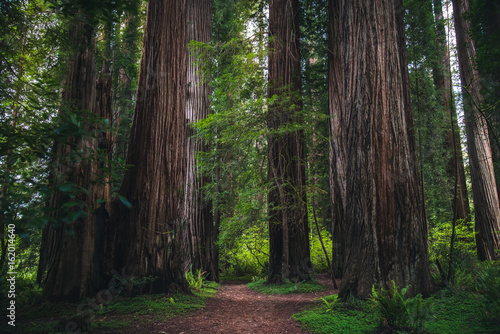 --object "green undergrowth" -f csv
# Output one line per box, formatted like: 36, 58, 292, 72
247, 279, 326, 294
294, 288, 500, 334
15, 281, 219, 333
220, 274, 255, 282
